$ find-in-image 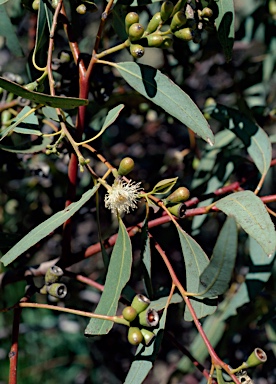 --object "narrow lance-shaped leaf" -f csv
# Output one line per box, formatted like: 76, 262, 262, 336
0, 184, 100, 266
114, 62, 214, 144
0, 5, 23, 56
198, 216, 237, 297
216, 191, 276, 257
177, 227, 217, 320
215, 0, 235, 62
0, 77, 88, 109
205, 102, 272, 178
85, 217, 132, 335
